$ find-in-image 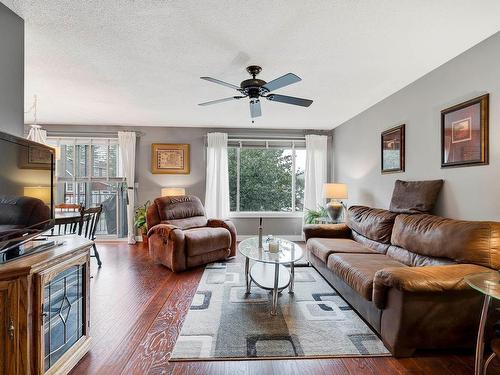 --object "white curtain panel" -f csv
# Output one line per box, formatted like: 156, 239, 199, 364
205, 132, 230, 219
26, 125, 48, 144
118, 131, 137, 244
304, 134, 328, 213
